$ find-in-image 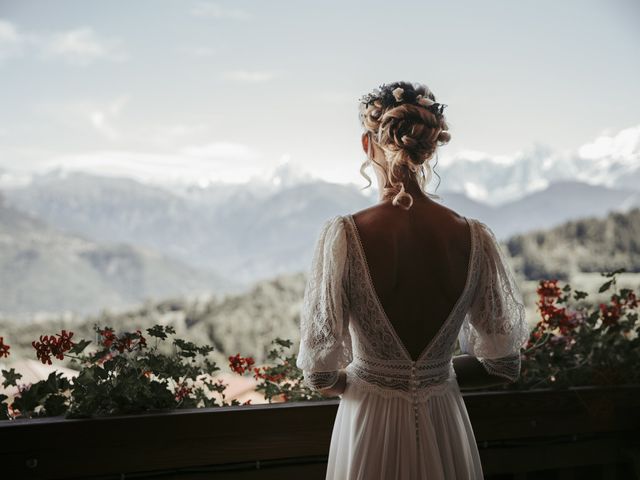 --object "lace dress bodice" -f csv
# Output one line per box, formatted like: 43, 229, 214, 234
296, 214, 530, 403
